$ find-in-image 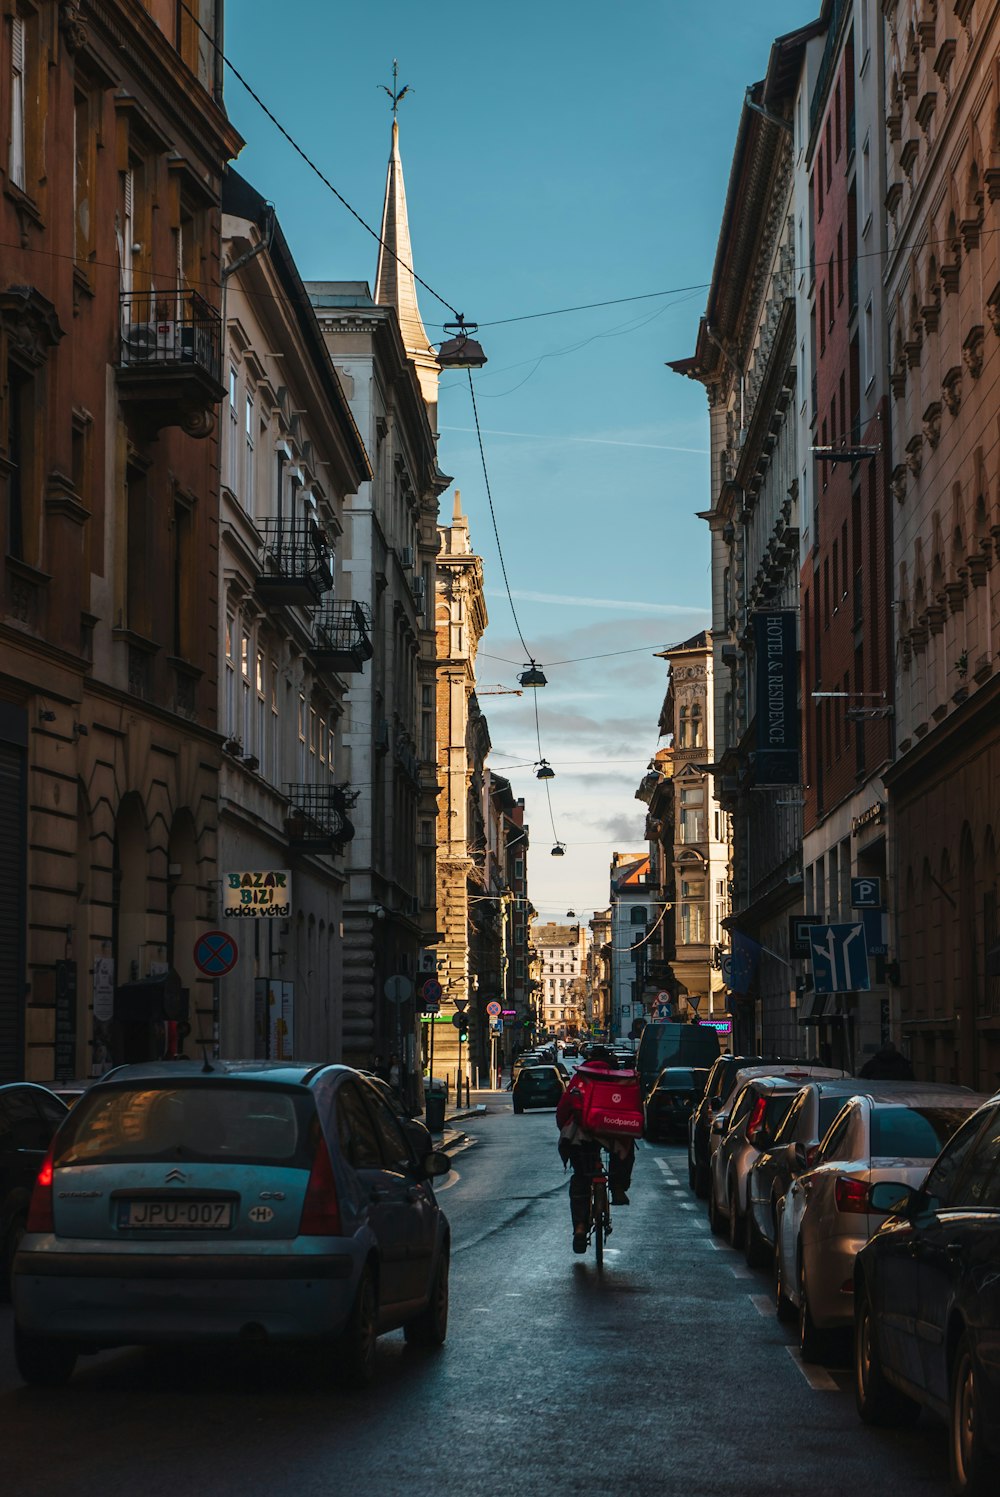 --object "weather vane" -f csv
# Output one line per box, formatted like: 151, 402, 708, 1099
380, 59, 411, 119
